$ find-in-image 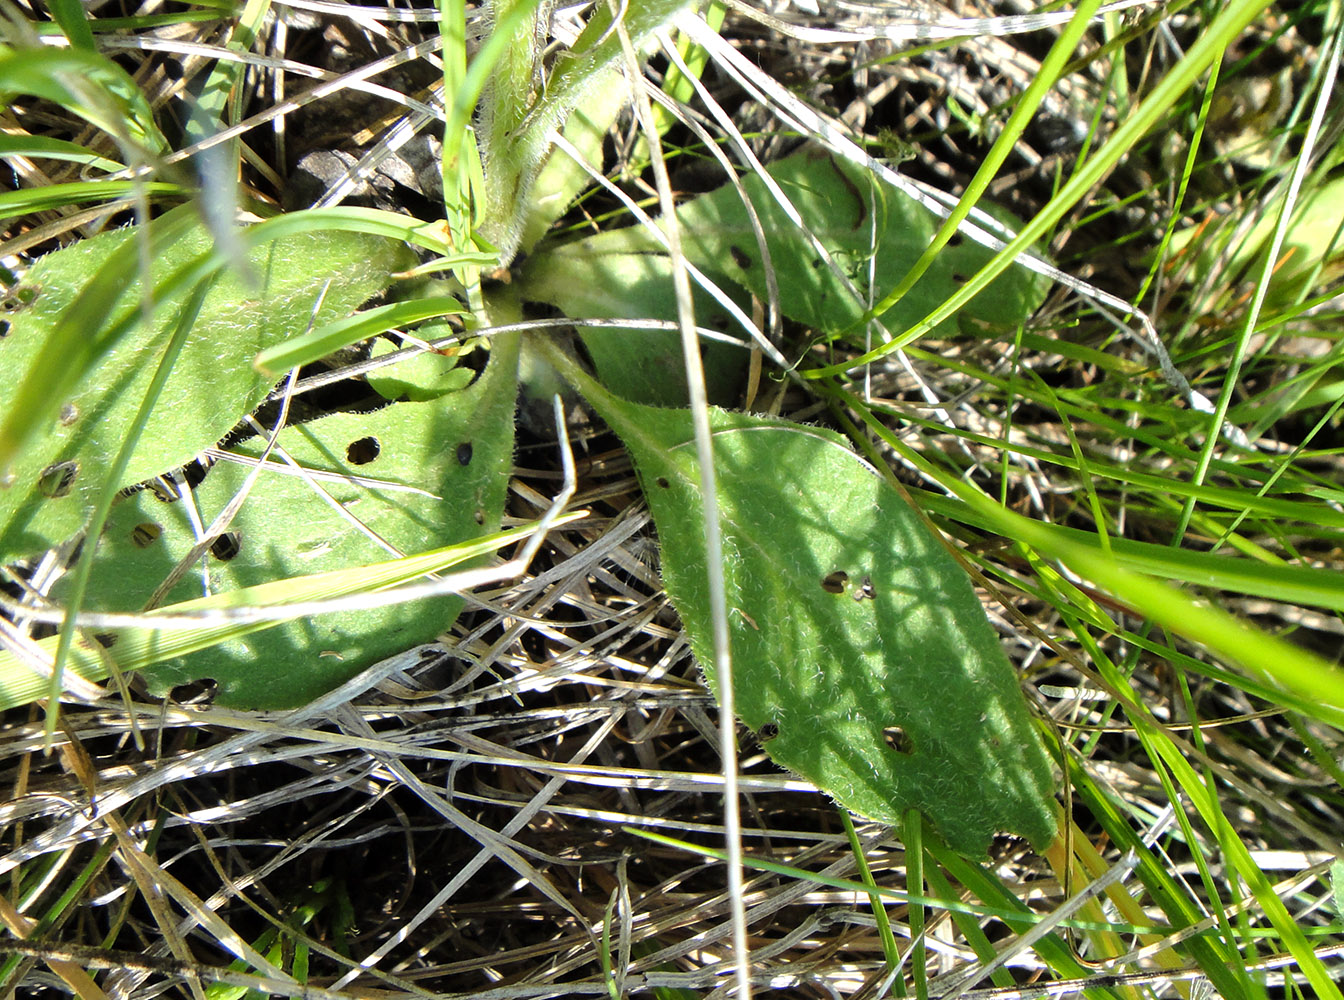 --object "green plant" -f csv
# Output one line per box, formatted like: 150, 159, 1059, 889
3, 0, 1344, 997
0, 0, 1062, 859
